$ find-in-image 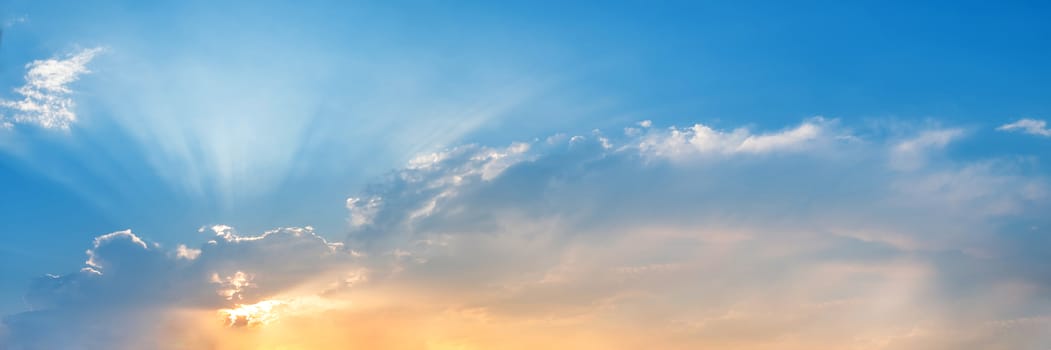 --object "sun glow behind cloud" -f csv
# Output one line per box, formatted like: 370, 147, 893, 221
3, 2, 1051, 349
217, 299, 284, 328
3, 119, 1049, 349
